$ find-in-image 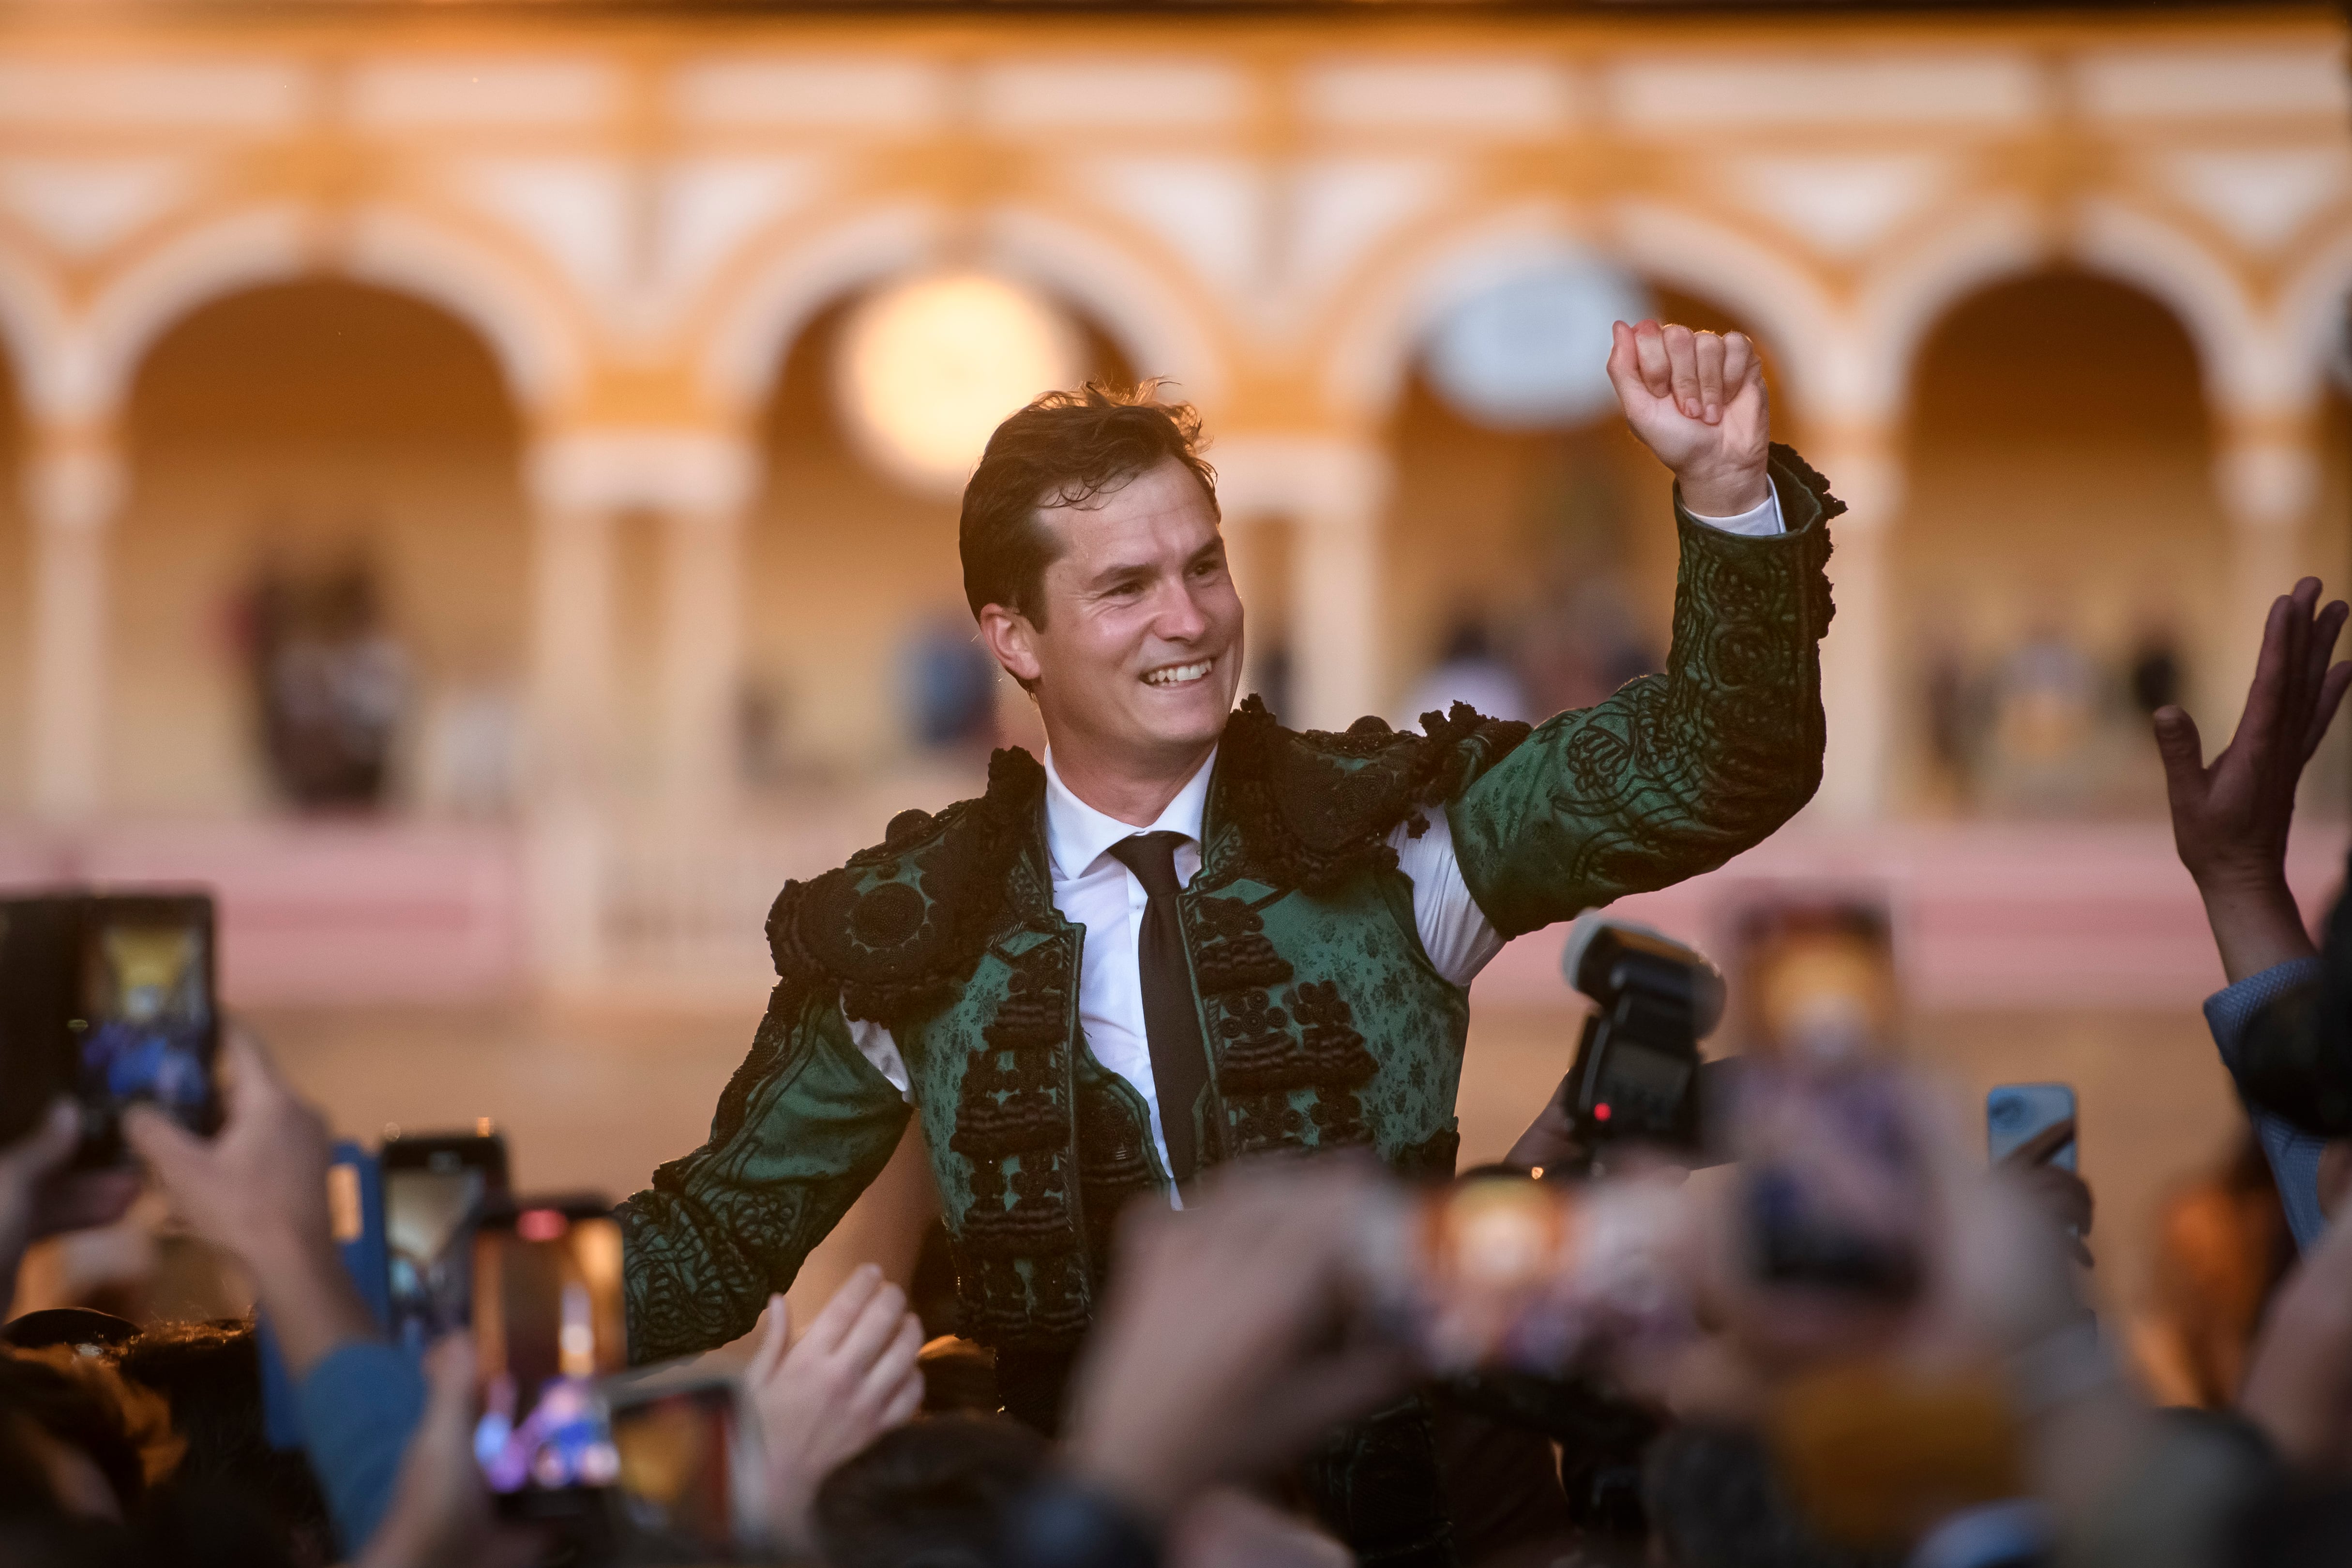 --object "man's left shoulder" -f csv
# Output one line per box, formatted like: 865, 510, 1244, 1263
1213, 696, 1531, 891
